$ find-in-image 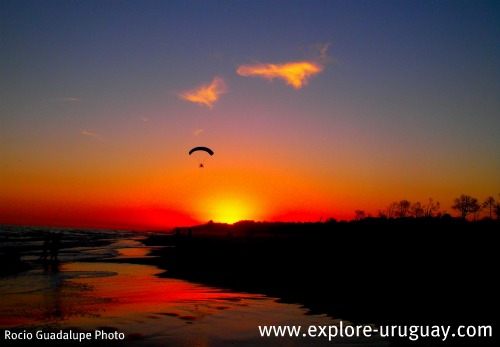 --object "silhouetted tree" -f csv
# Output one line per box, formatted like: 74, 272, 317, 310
494, 203, 500, 221
423, 198, 440, 217
409, 202, 424, 218
451, 194, 479, 220
386, 202, 398, 218
377, 210, 387, 218
482, 196, 496, 219
471, 203, 482, 221
396, 200, 411, 218
354, 210, 366, 221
